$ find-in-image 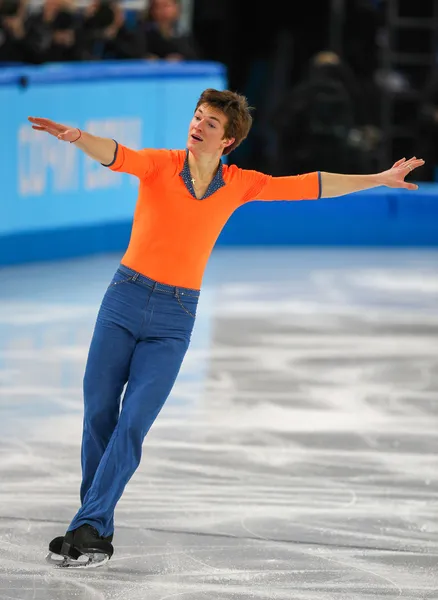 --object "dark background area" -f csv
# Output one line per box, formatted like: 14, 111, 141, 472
2, 0, 438, 179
